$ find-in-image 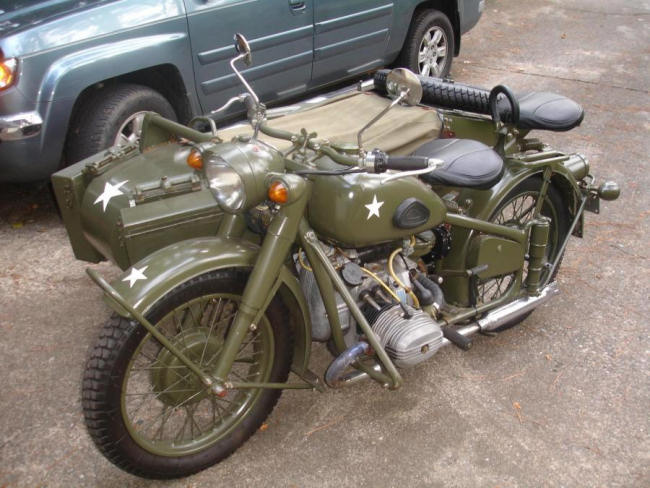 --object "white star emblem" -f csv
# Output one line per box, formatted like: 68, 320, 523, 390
365, 194, 384, 220
94, 180, 128, 212
122, 266, 148, 288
